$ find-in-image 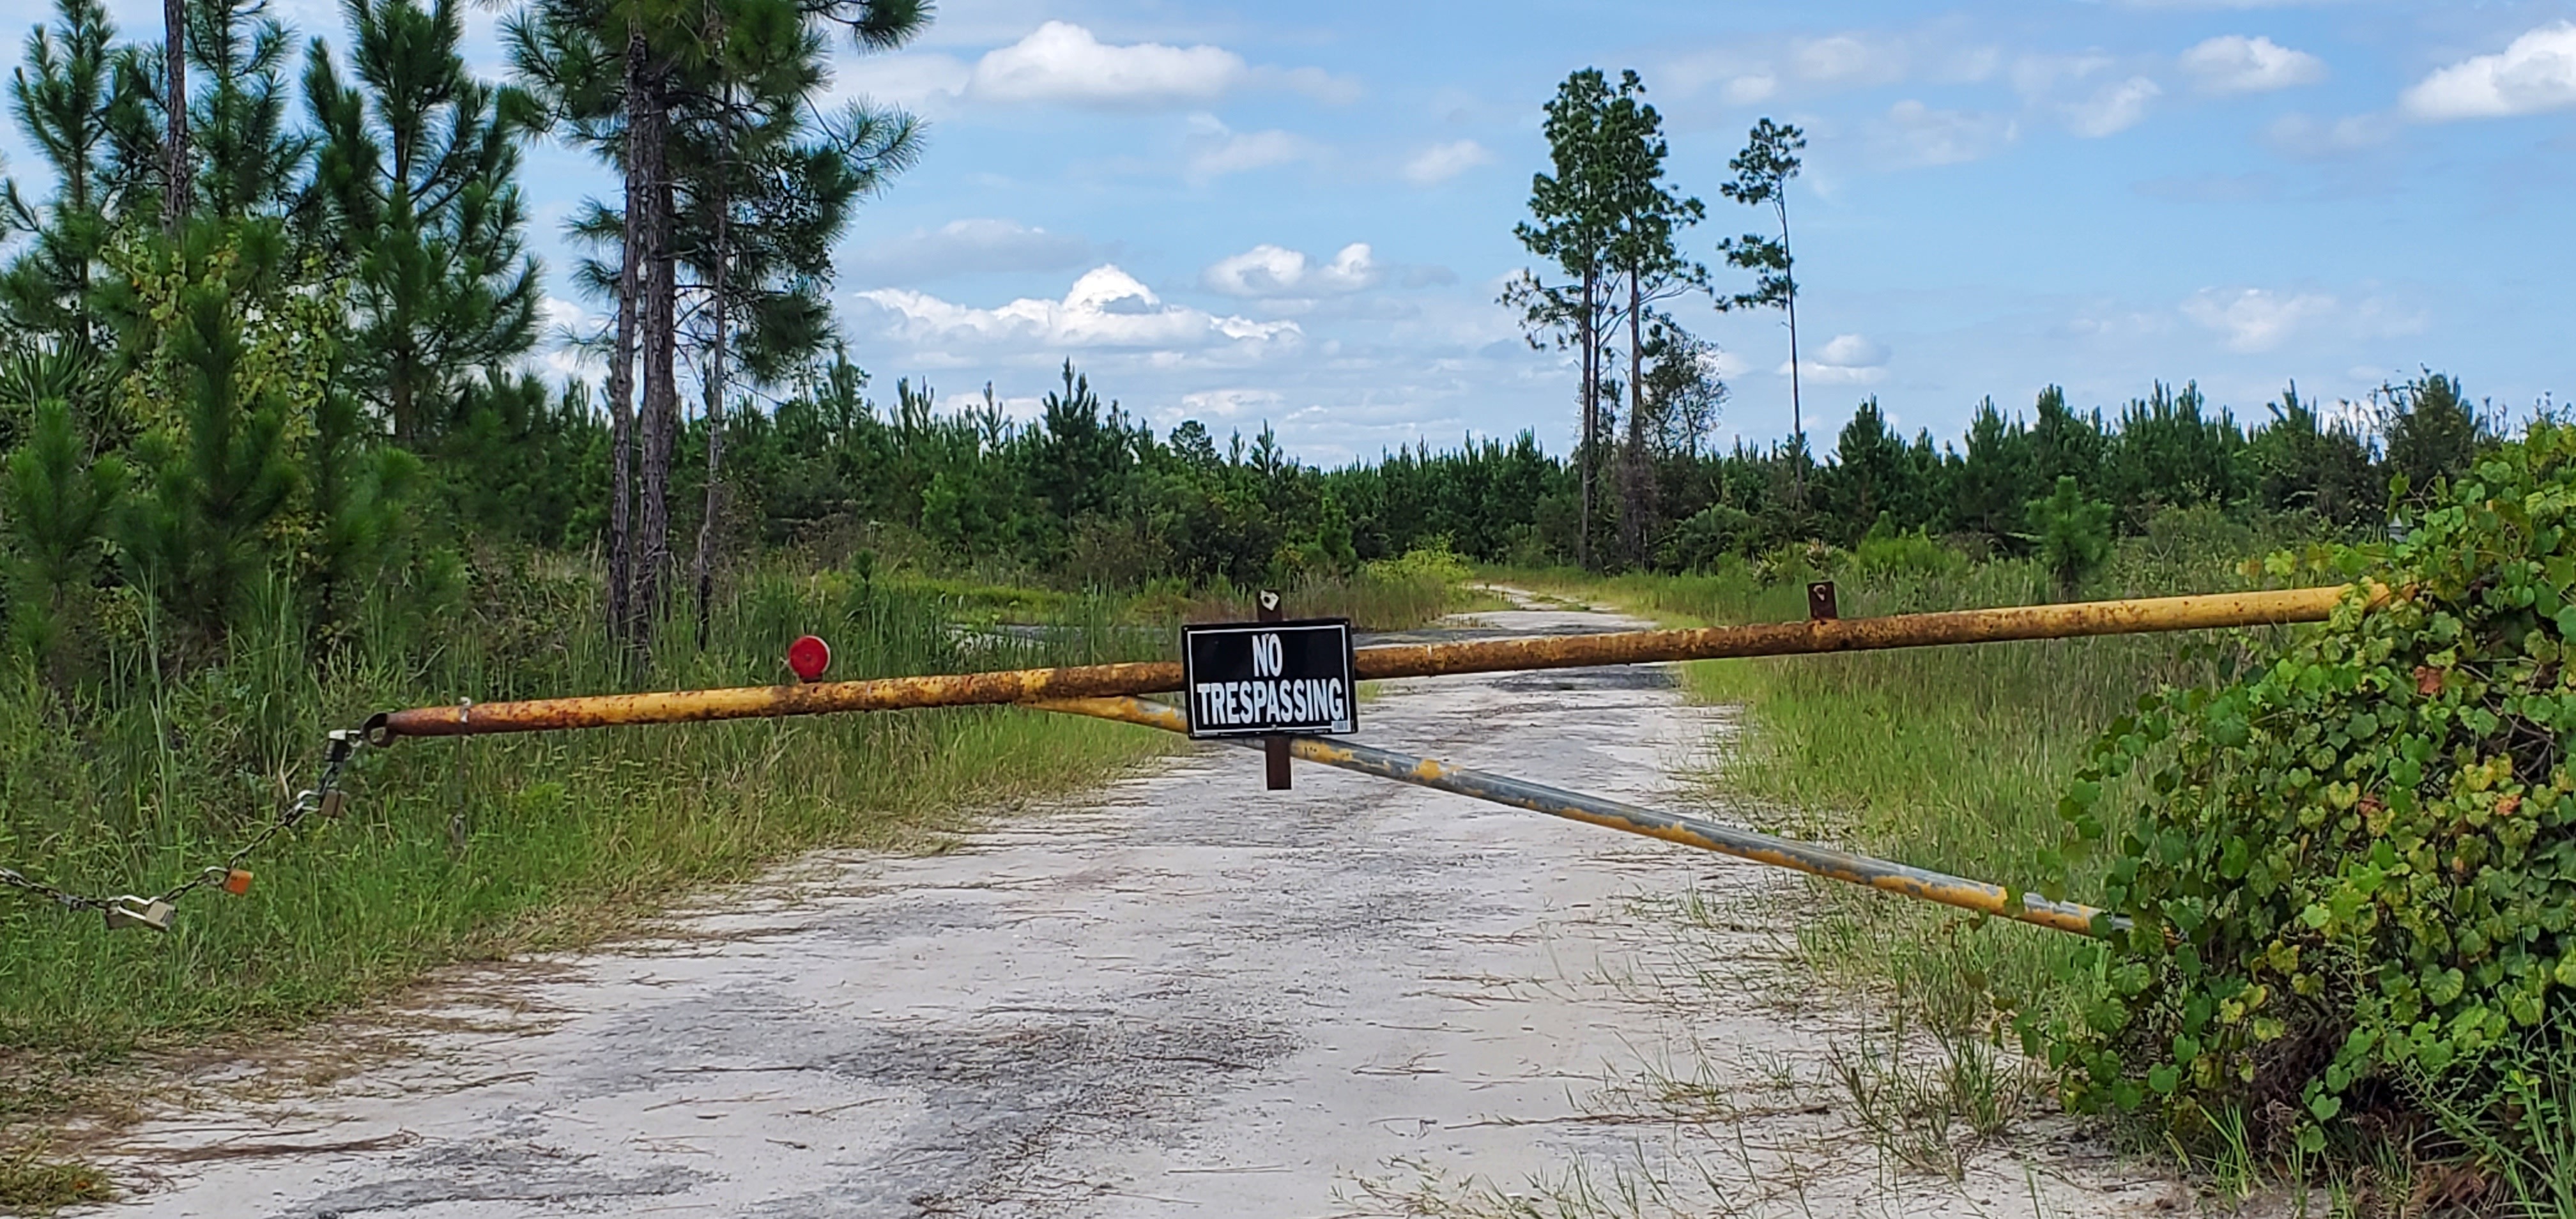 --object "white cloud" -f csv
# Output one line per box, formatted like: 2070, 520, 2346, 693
831, 52, 973, 108
2066, 75, 2161, 137
1402, 139, 1491, 186
1878, 99, 2019, 167
531, 295, 598, 383
1722, 73, 1778, 105
922, 22, 1357, 110
967, 21, 1243, 106
1184, 119, 1317, 183
2180, 35, 2327, 94
2400, 22, 2576, 121
1177, 388, 1284, 420
2262, 111, 2395, 157
2180, 288, 2426, 353
2183, 288, 2336, 352
852, 265, 1301, 362
845, 218, 1089, 284
1202, 243, 1381, 298
1794, 33, 1911, 87
1790, 333, 1890, 384
2010, 52, 2114, 98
